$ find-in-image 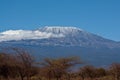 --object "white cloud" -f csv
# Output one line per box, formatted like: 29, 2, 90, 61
0, 30, 65, 42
